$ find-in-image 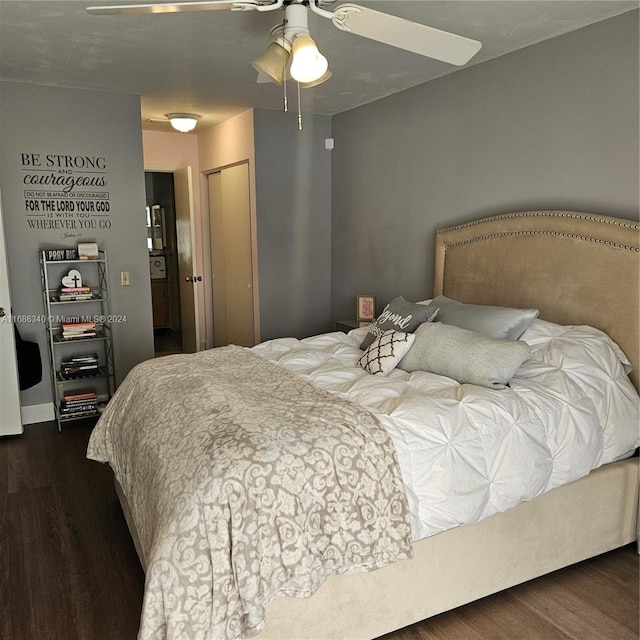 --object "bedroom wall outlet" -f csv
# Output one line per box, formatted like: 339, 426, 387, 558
325, 137, 335, 151
120, 271, 131, 286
